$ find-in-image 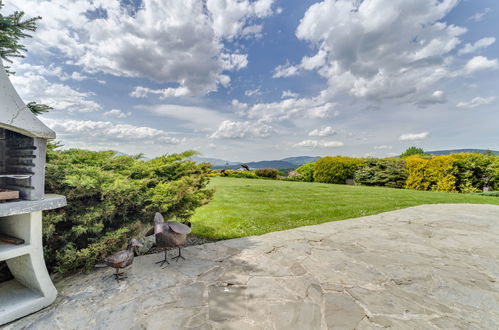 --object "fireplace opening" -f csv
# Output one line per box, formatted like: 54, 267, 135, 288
0, 128, 46, 202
